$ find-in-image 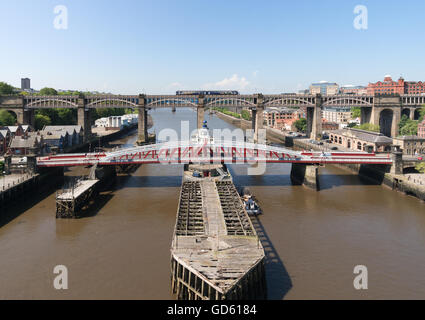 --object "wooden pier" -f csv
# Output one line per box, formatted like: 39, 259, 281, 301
56, 179, 99, 218
171, 179, 266, 300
